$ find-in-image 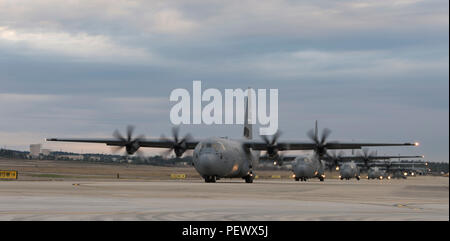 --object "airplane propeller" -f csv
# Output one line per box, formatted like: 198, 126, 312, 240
260, 131, 282, 160
384, 160, 393, 172
160, 126, 192, 158
111, 125, 145, 157
357, 148, 377, 168
326, 150, 344, 171
307, 122, 332, 158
